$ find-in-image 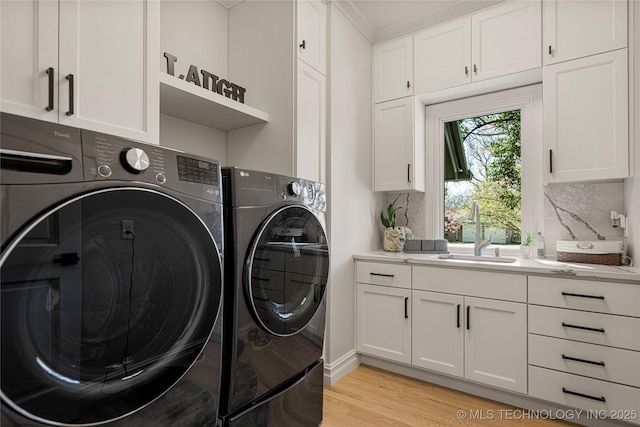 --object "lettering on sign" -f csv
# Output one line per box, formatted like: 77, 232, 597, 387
164, 52, 246, 104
